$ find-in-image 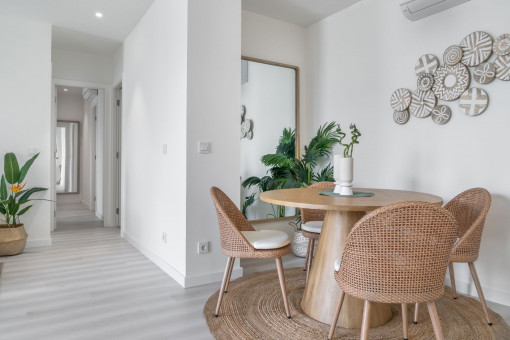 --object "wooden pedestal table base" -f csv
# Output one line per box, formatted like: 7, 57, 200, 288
300, 210, 392, 328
